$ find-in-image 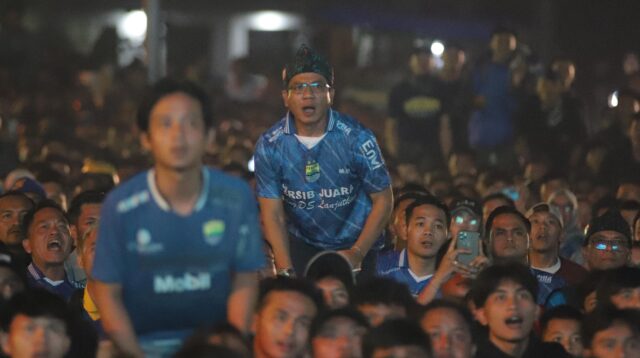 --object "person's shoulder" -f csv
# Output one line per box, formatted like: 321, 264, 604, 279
258, 116, 288, 145
376, 250, 402, 272
102, 170, 153, 214
206, 167, 252, 193
331, 110, 376, 142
